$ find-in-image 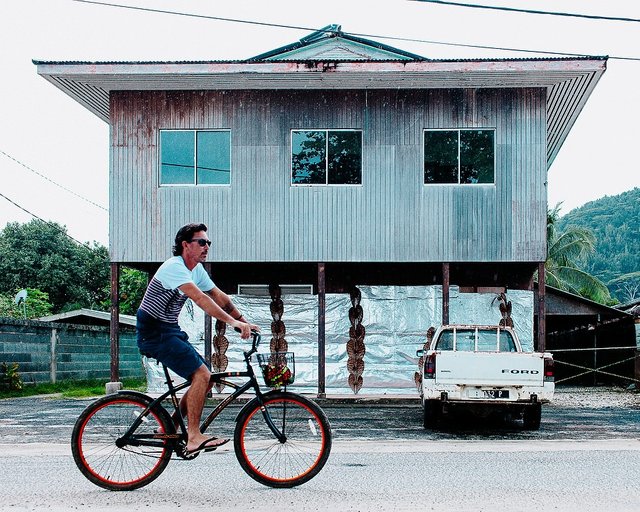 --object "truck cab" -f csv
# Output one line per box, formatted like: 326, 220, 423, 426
417, 325, 554, 430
